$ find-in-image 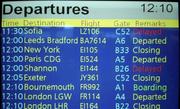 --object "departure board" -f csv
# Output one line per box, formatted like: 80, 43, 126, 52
1, 1, 179, 109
